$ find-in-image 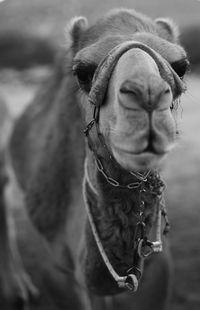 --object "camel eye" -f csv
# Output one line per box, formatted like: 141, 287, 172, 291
171, 58, 190, 78
72, 62, 97, 92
